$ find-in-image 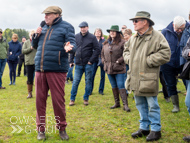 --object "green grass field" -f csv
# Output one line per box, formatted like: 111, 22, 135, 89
0, 64, 189, 143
